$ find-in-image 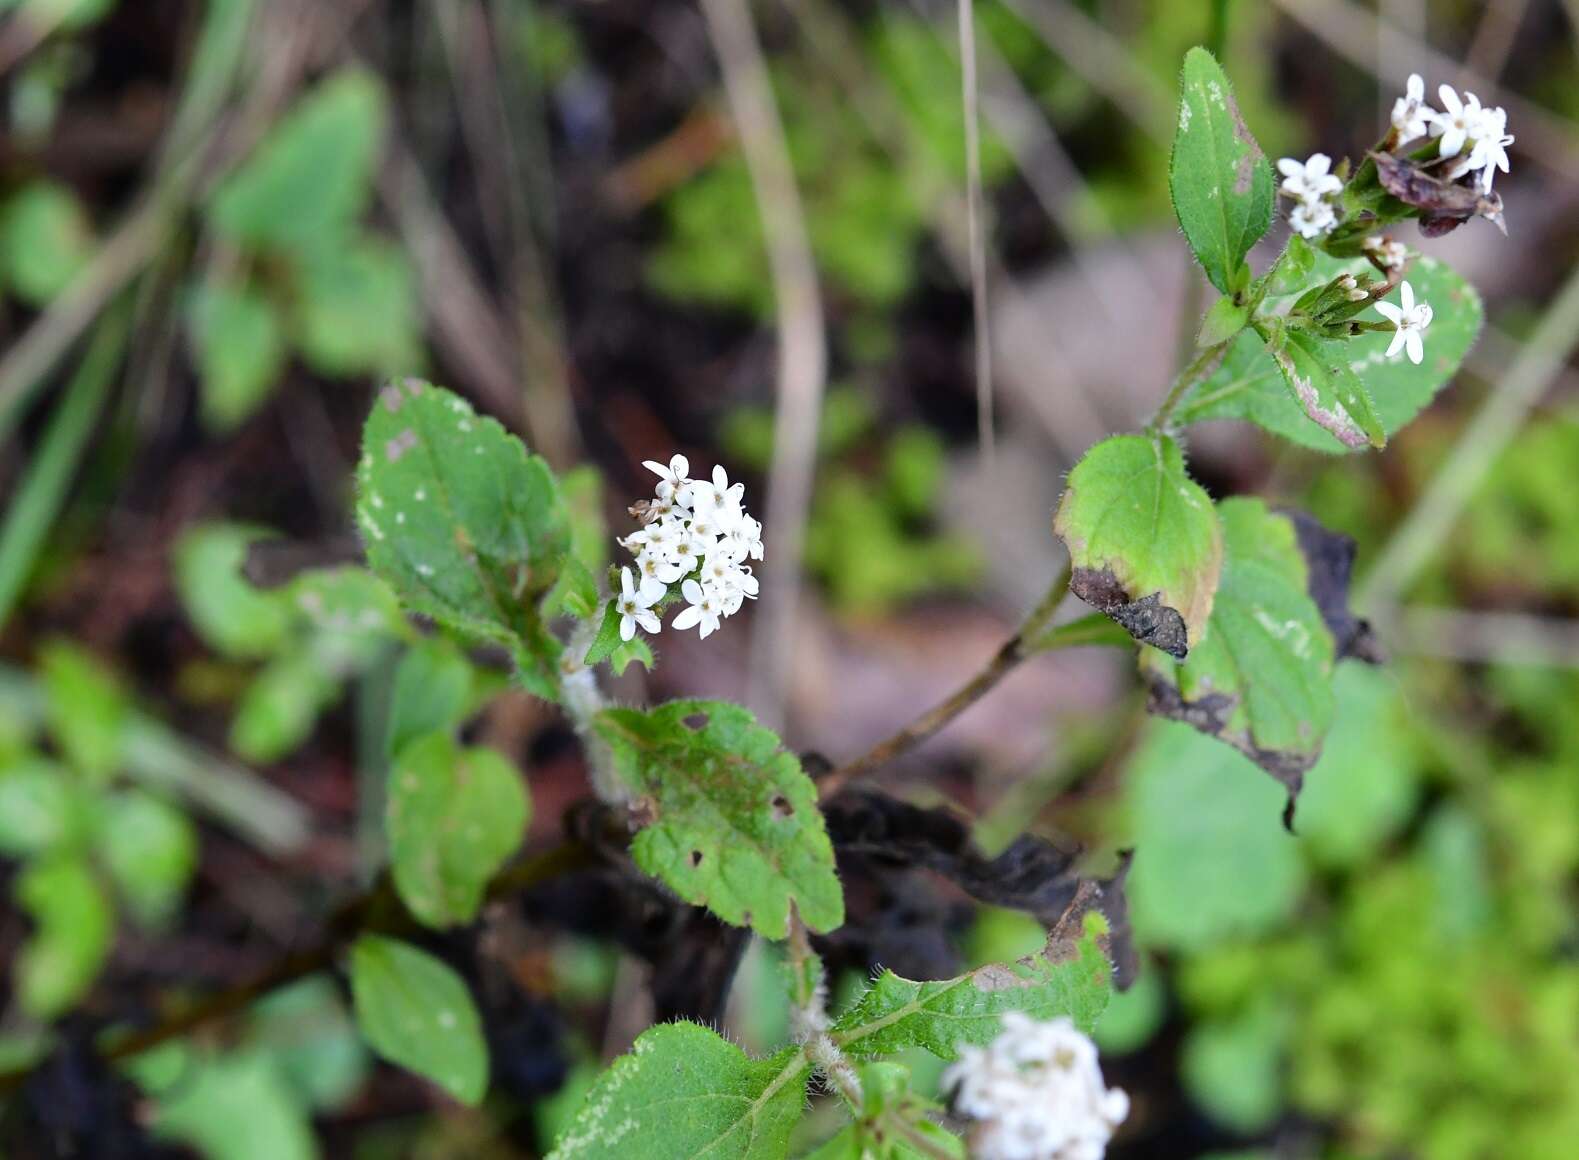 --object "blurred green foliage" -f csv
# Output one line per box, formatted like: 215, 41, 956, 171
721, 387, 979, 614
